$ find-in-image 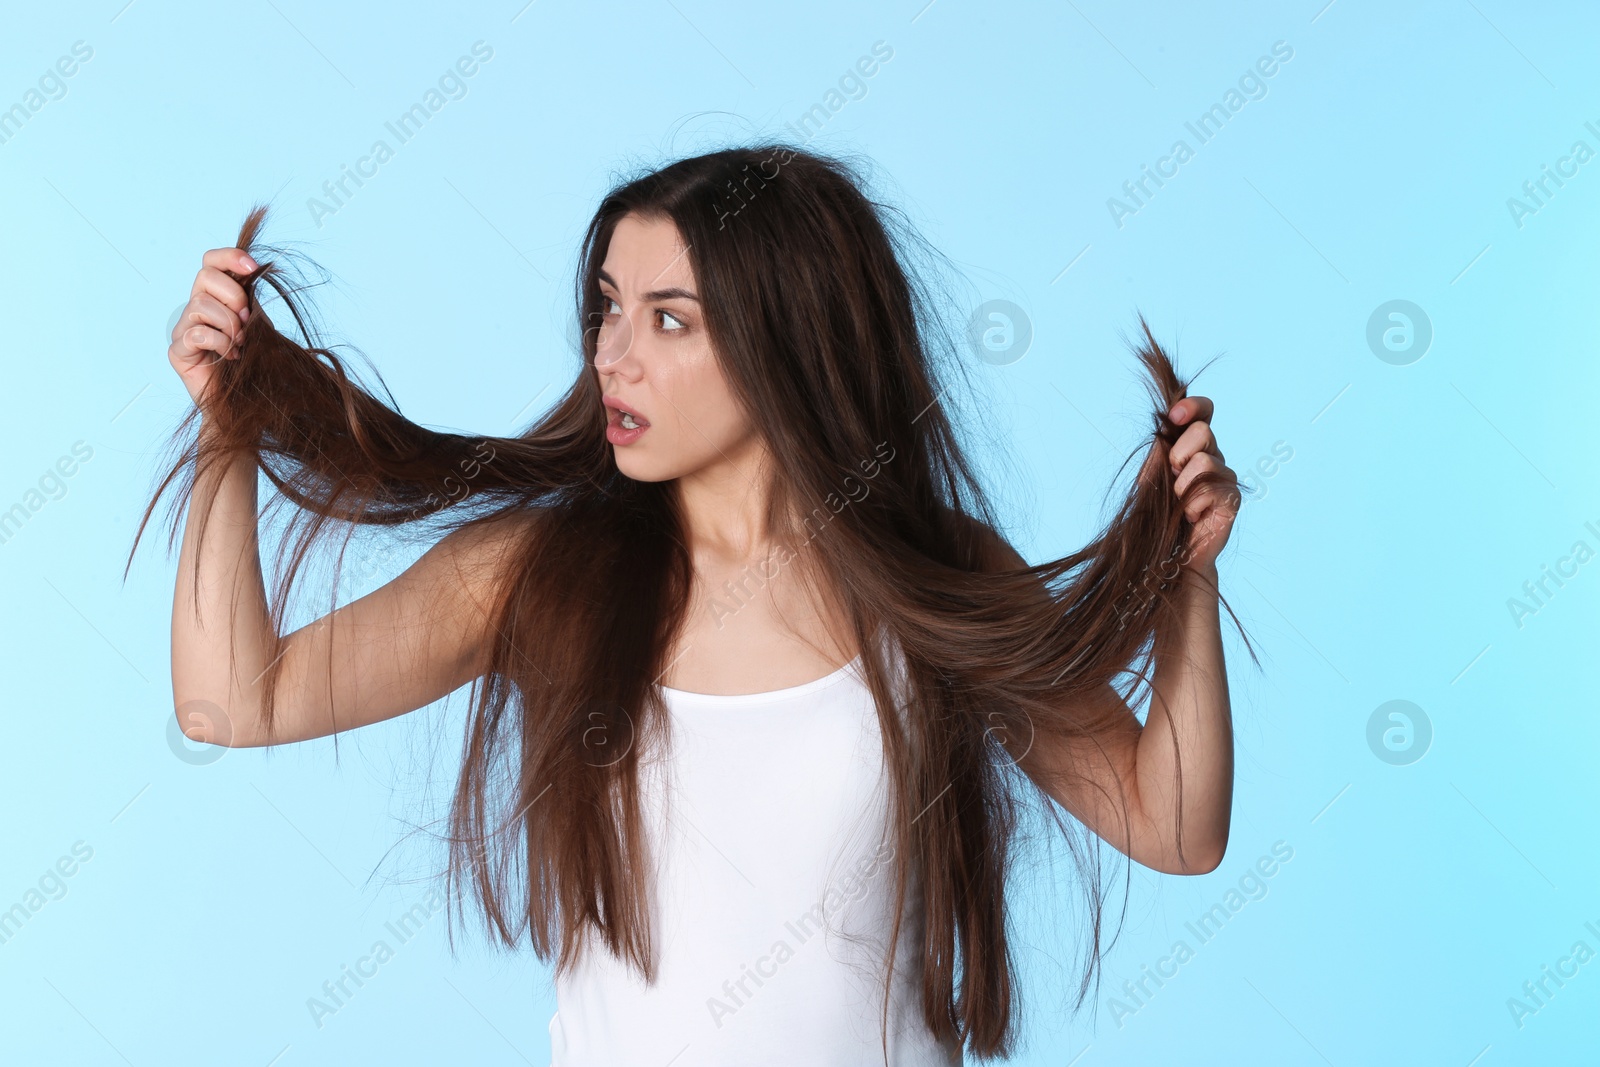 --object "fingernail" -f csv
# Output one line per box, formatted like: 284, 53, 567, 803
241, 254, 258, 271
